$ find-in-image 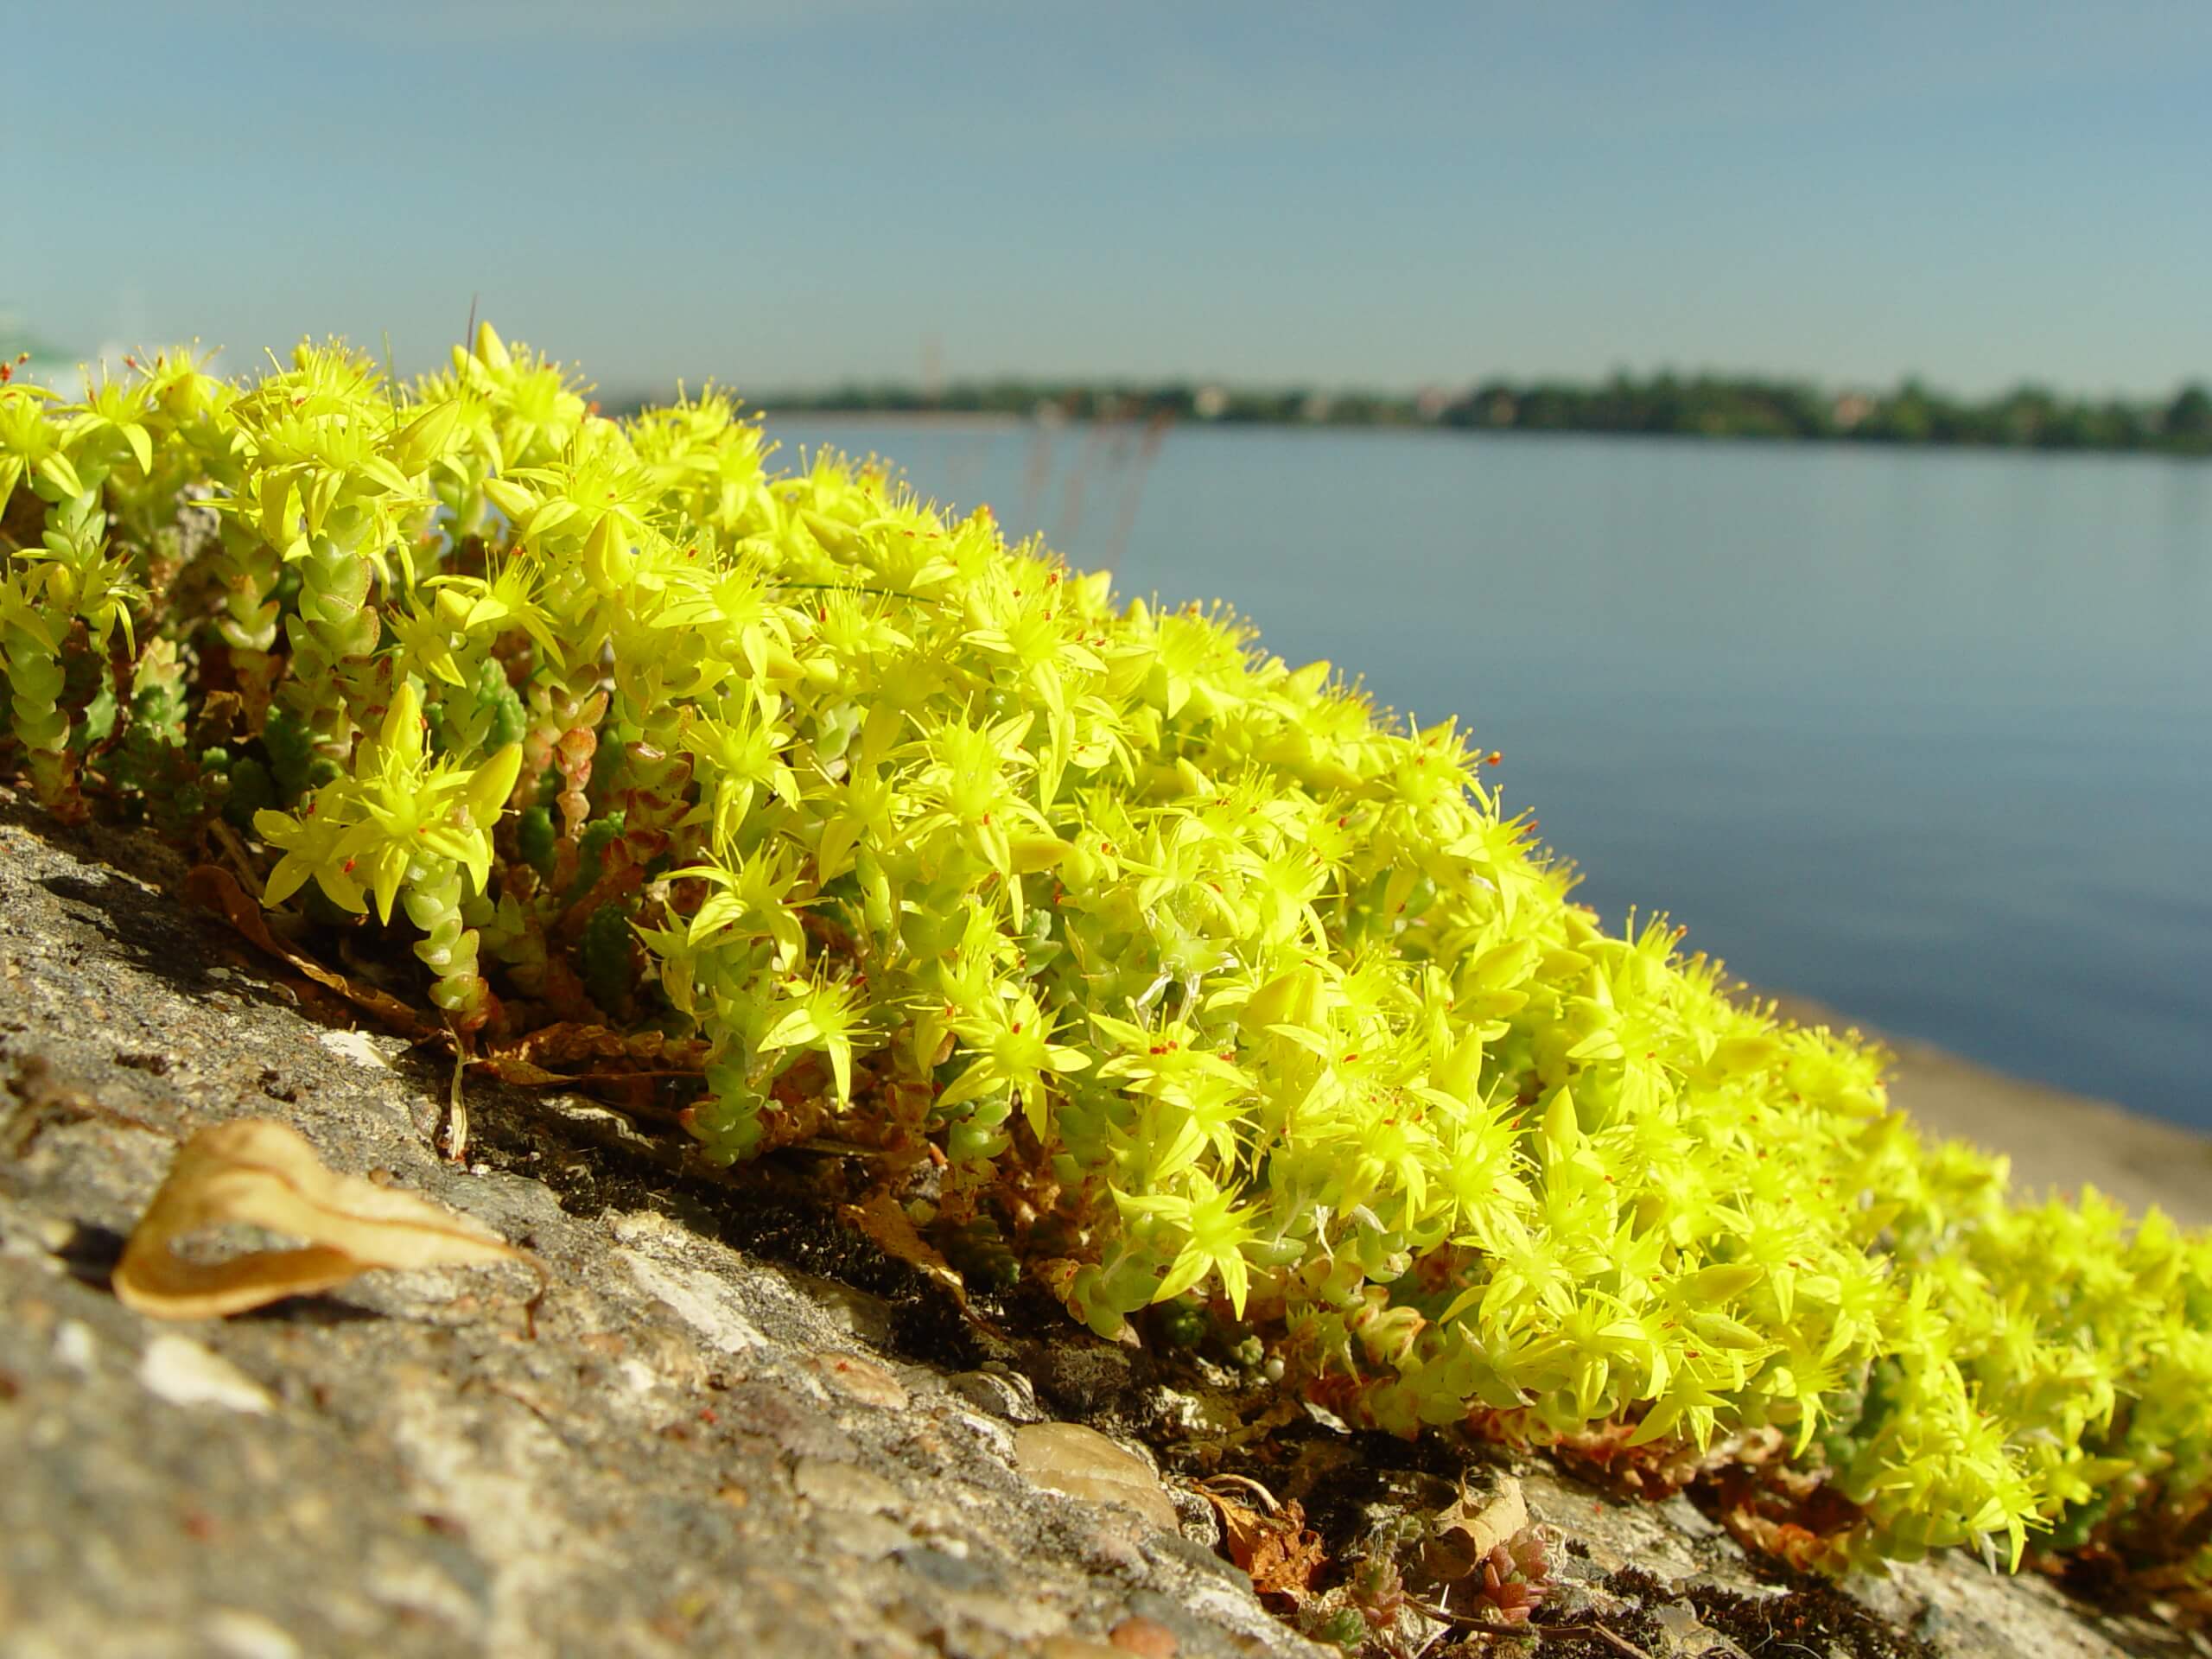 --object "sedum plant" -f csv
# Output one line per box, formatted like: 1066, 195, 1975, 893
254, 678, 521, 1027
3, 326, 2209, 1601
